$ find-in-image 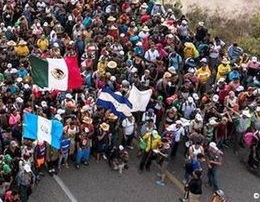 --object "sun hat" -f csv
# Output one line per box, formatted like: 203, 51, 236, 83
242, 110, 251, 118
108, 113, 118, 120
100, 122, 110, 131
221, 58, 230, 64
142, 26, 150, 32
18, 40, 27, 45
141, 3, 148, 8
209, 119, 218, 125
107, 61, 117, 69
107, 16, 116, 21
198, 21, 204, 26
82, 116, 93, 124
